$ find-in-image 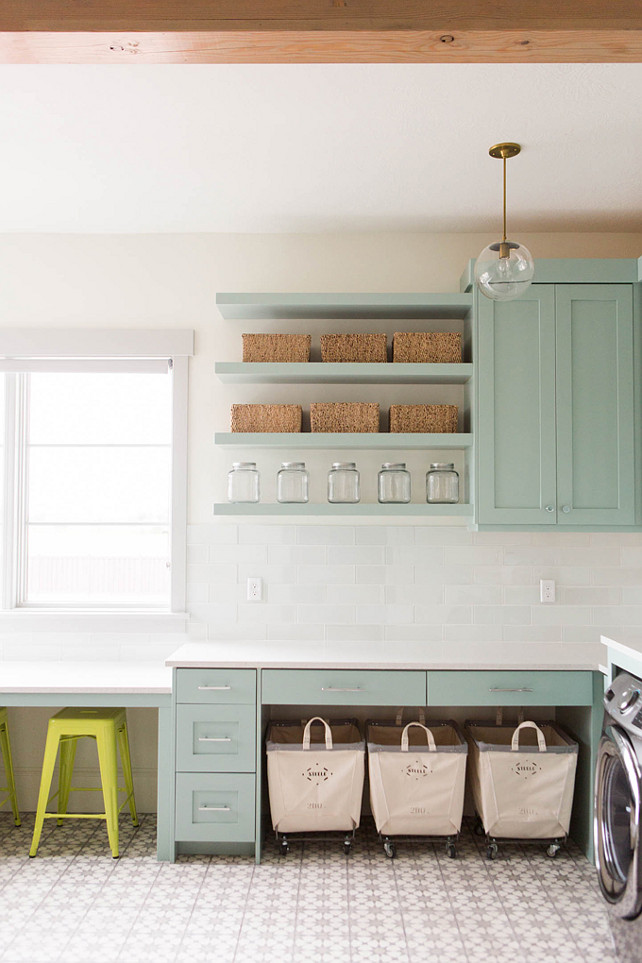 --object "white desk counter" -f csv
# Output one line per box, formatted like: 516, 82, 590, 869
0, 660, 172, 860
167, 640, 605, 673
